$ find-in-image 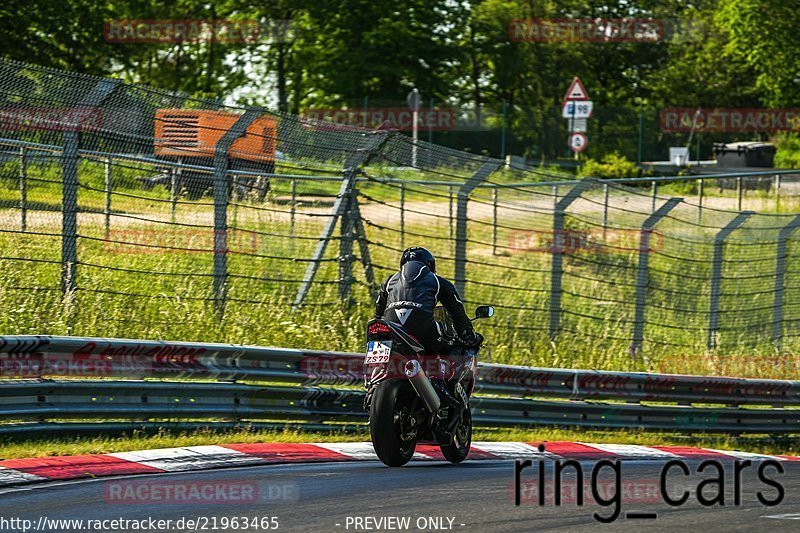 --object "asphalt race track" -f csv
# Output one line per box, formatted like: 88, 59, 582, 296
1, 459, 800, 532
